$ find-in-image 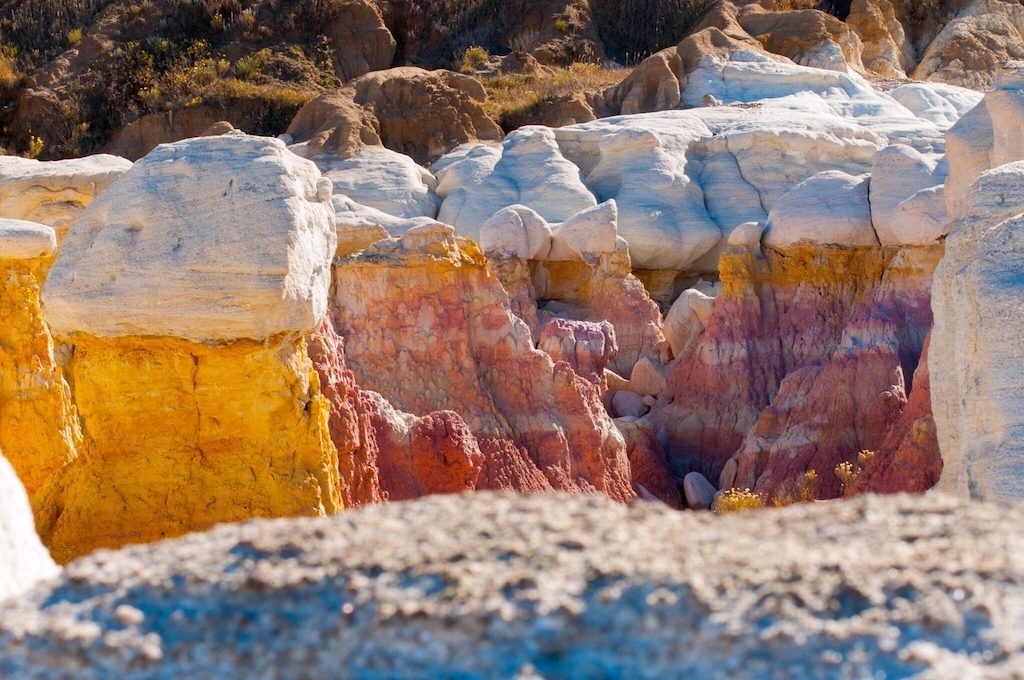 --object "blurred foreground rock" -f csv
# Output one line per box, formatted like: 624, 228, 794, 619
1, 492, 1021, 678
